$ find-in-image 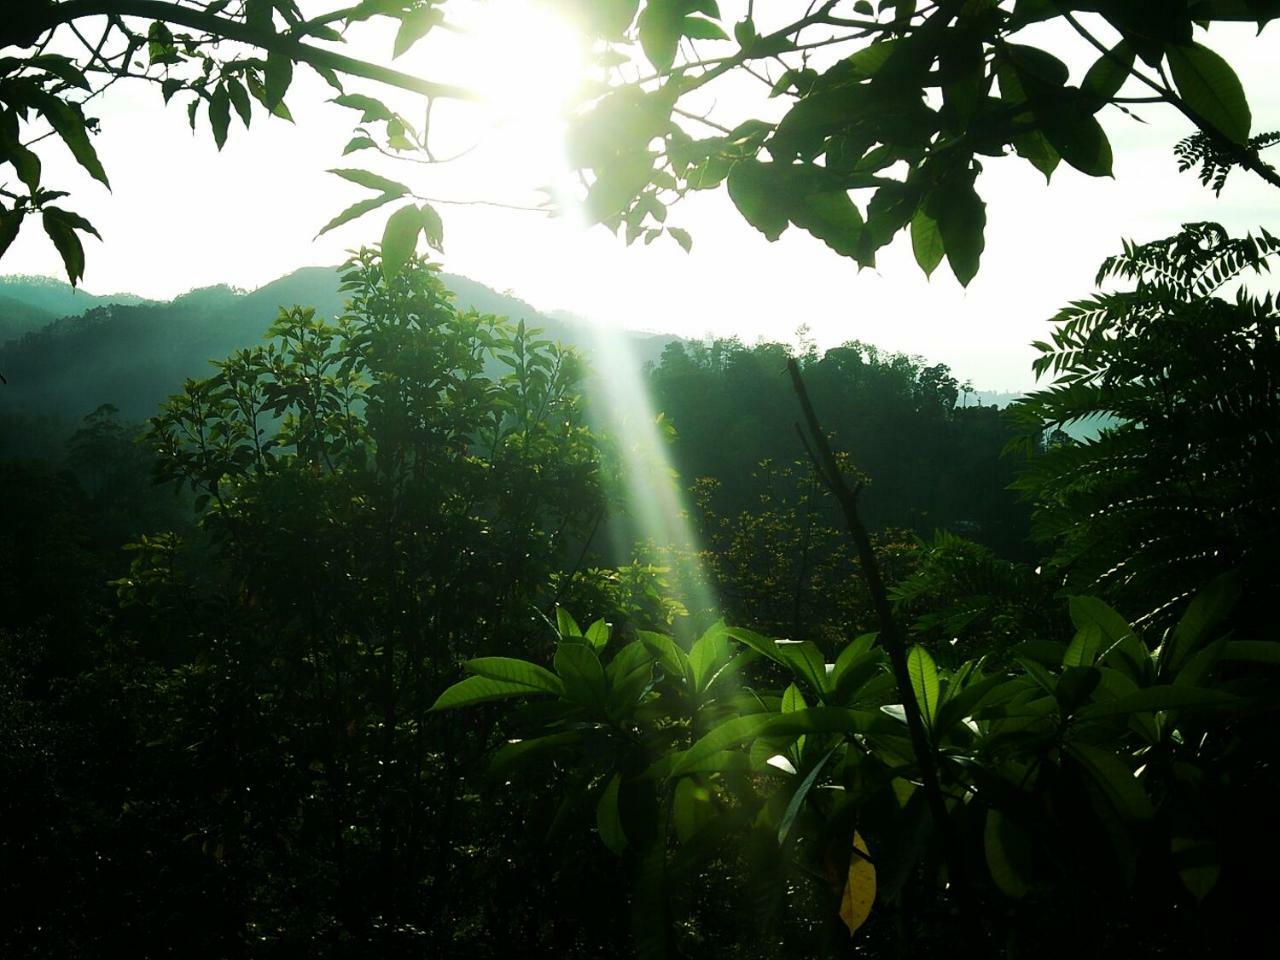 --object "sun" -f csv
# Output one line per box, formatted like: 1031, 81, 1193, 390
467, 0, 587, 123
